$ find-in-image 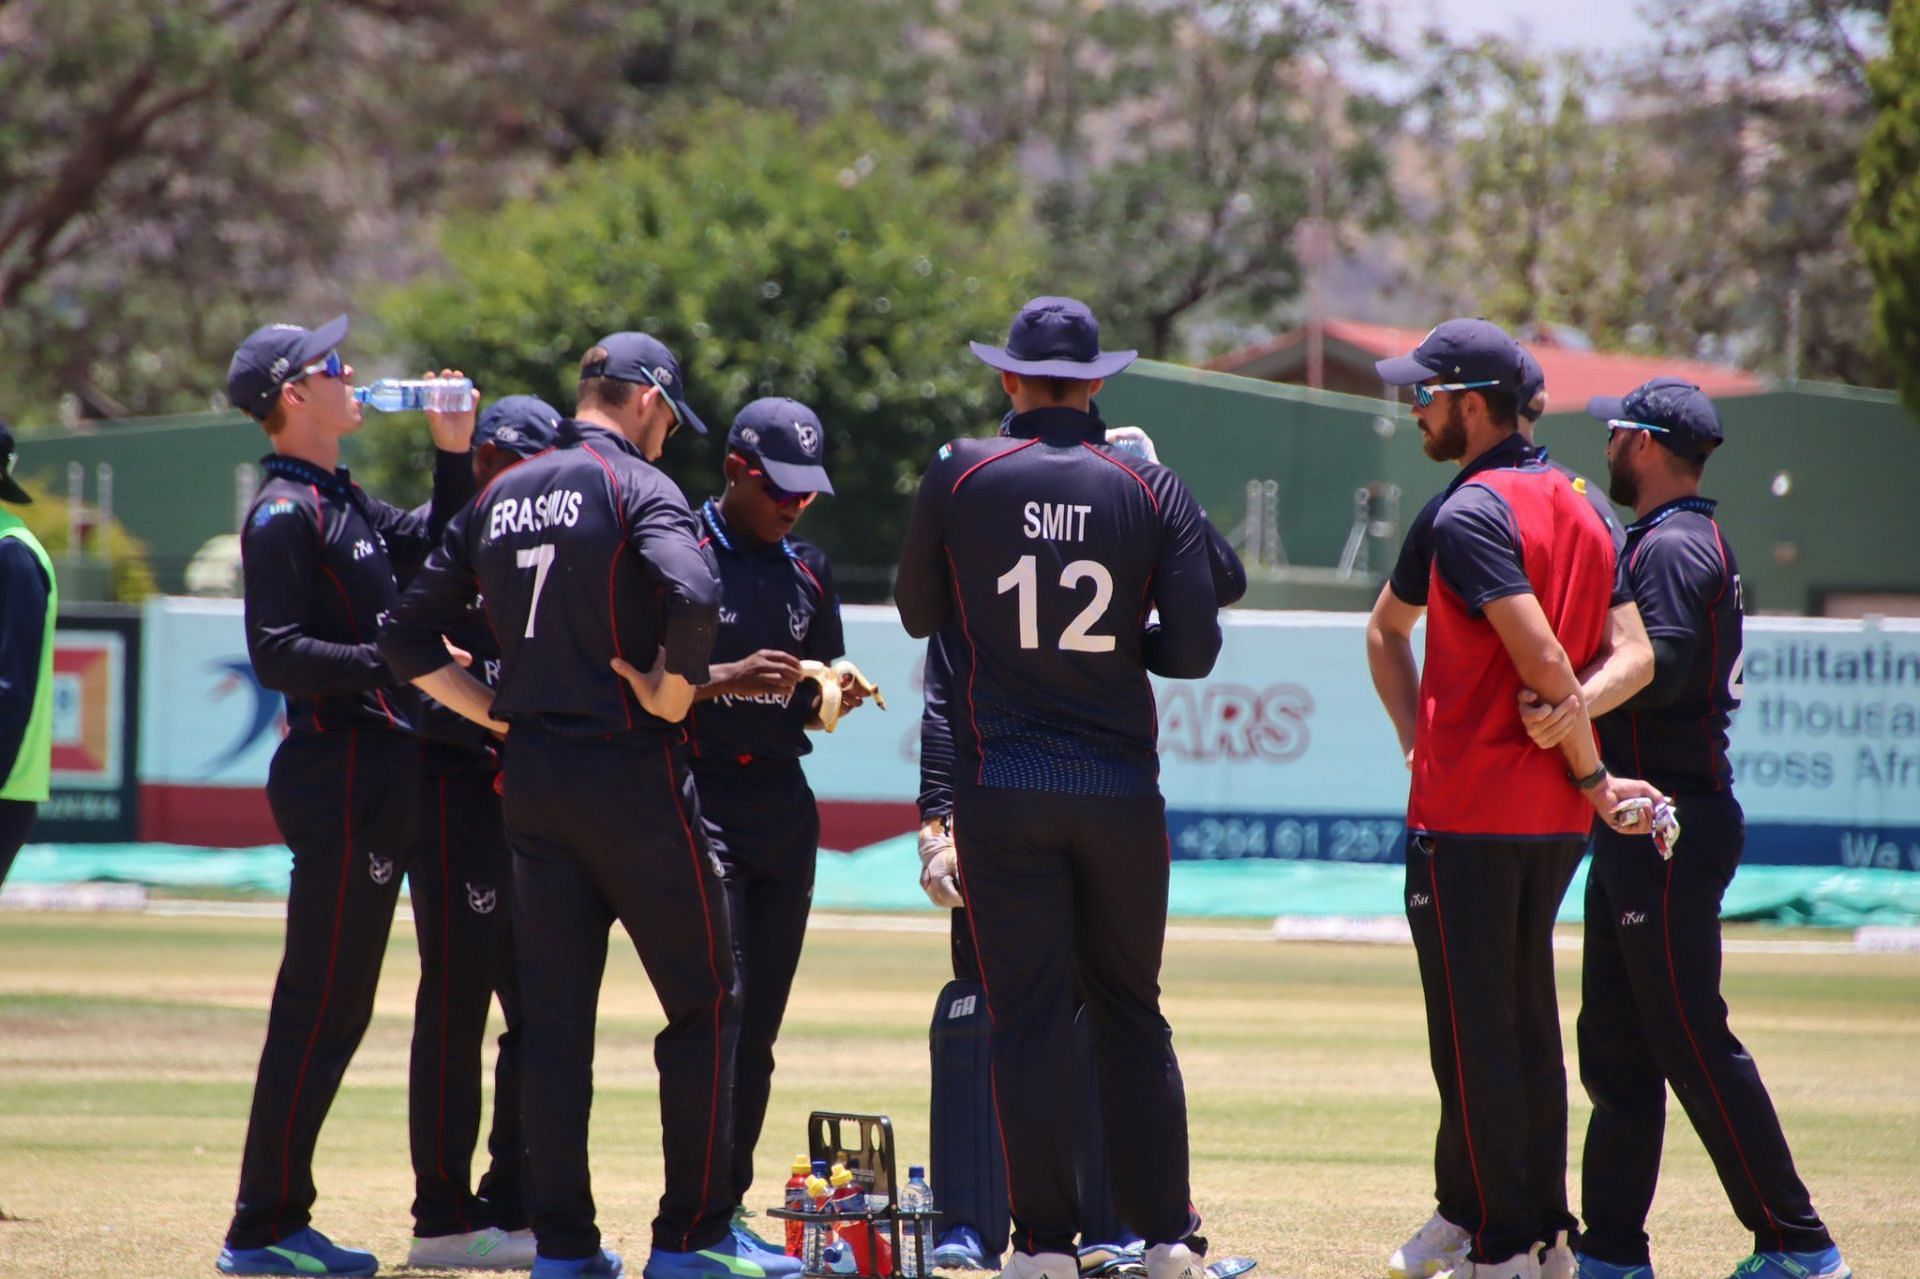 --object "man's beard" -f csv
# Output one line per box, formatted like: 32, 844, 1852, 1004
1608, 452, 1639, 506
1422, 398, 1468, 462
